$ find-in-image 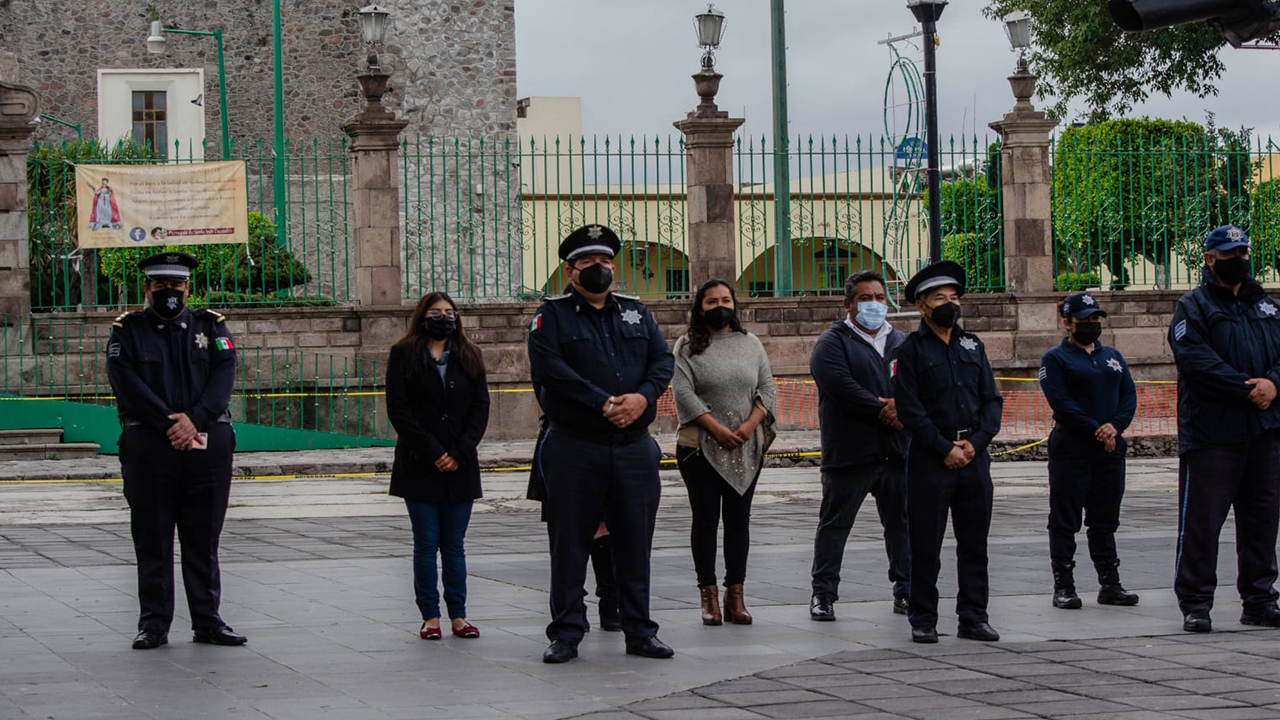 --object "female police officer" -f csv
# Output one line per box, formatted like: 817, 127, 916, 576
1038, 292, 1139, 611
